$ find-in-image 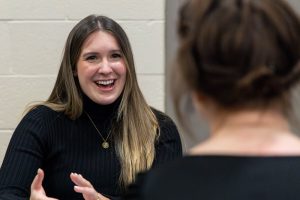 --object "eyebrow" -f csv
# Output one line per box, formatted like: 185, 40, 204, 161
82, 49, 122, 57
82, 52, 99, 57
110, 49, 122, 53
